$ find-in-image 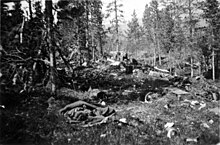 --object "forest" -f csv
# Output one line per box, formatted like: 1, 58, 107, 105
0, 0, 220, 144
